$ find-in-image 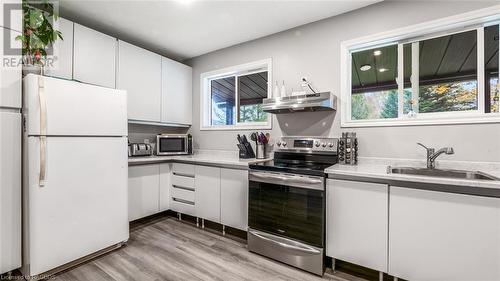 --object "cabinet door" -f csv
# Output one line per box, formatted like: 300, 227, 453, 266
389, 186, 500, 281
0, 112, 21, 274
159, 163, 171, 212
0, 27, 21, 108
220, 168, 248, 231
73, 24, 116, 88
195, 166, 220, 222
161, 57, 192, 125
118, 41, 161, 122
45, 18, 73, 80
128, 165, 160, 221
326, 179, 388, 272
